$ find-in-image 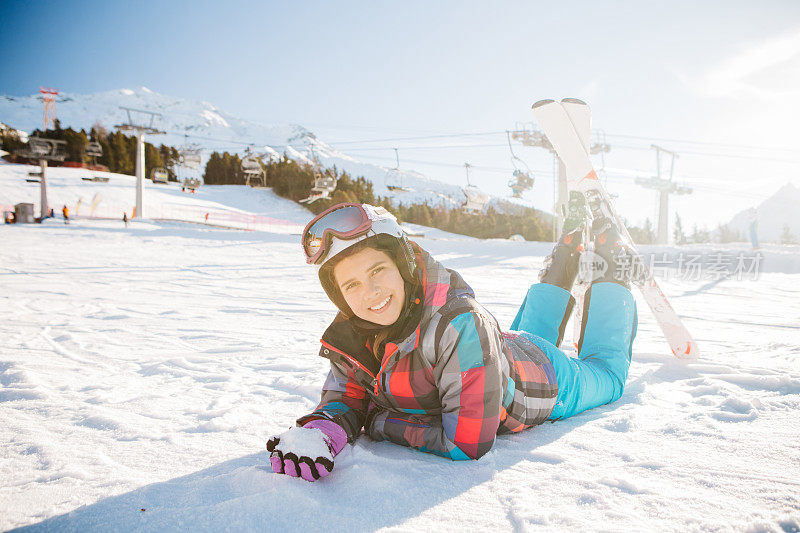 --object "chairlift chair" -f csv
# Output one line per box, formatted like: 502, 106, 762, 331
241, 153, 266, 187
181, 150, 201, 169
151, 167, 169, 184
179, 135, 202, 169
460, 162, 489, 212
29, 138, 53, 157
85, 141, 102, 159
462, 185, 490, 212
182, 177, 201, 193
508, 169, 534, 198
299, 173, 338, 204
18, 137, 67, 161
385, 148, 411, 192
505, 131, 534, 198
